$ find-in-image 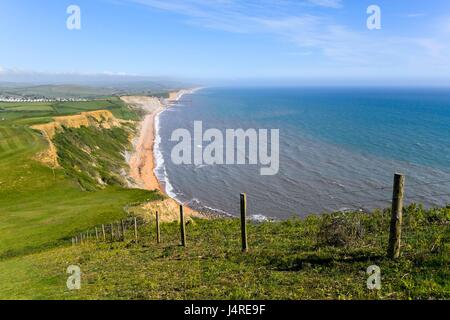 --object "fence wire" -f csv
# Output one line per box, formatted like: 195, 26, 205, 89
70, 177, 450, 265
